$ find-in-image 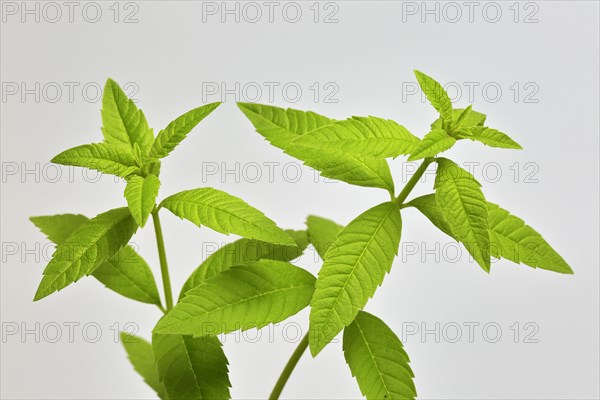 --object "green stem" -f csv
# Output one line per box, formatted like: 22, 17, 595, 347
395, 158, 434, 206
268, 333, 309, 400
151, 209, 173, 312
